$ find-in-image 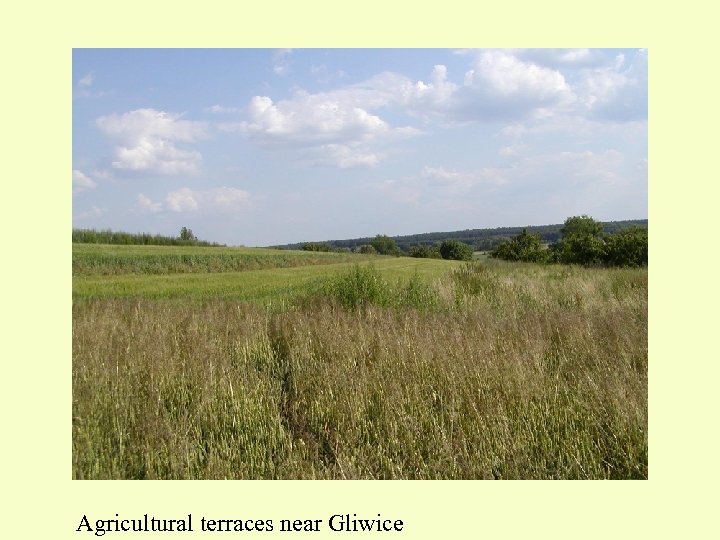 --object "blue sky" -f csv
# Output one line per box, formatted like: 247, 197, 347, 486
72, 48, 647, 246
